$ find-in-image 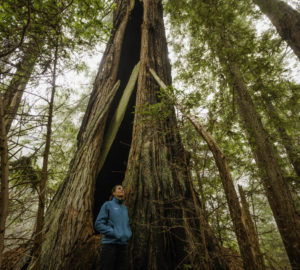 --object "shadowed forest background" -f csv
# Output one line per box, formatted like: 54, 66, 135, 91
0, 0, 300, 269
